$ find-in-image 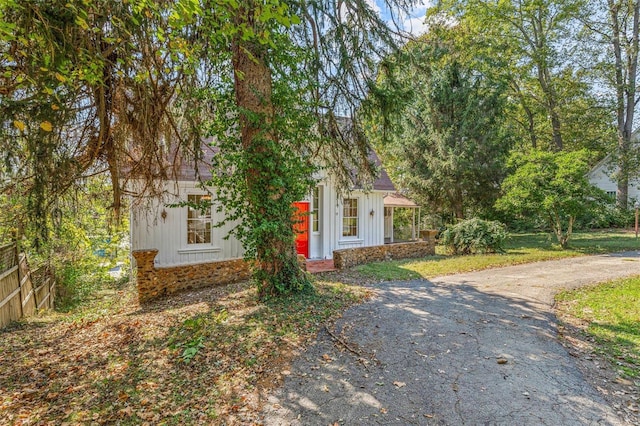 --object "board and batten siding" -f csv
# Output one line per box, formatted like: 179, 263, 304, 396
320, 176, 385, 259
130, 181, 243, 267
131, 177, 387, 264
